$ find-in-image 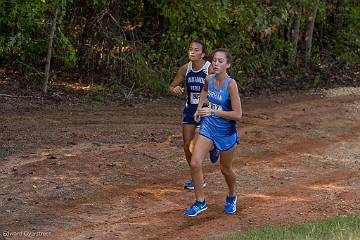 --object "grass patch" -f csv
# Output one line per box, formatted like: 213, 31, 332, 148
210, 215, 360, 240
